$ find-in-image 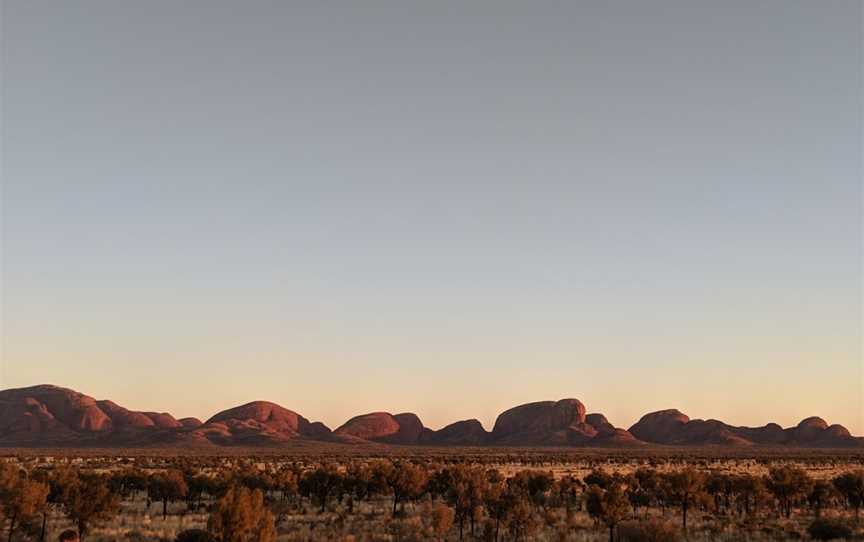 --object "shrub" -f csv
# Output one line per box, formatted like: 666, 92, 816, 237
617, 518, 681, 542
176, 529, 215, 542
807, 518, 853, 540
